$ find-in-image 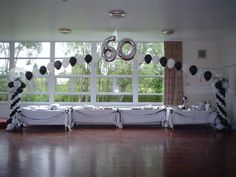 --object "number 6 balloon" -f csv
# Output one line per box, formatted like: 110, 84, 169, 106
101, 36, 117, 62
